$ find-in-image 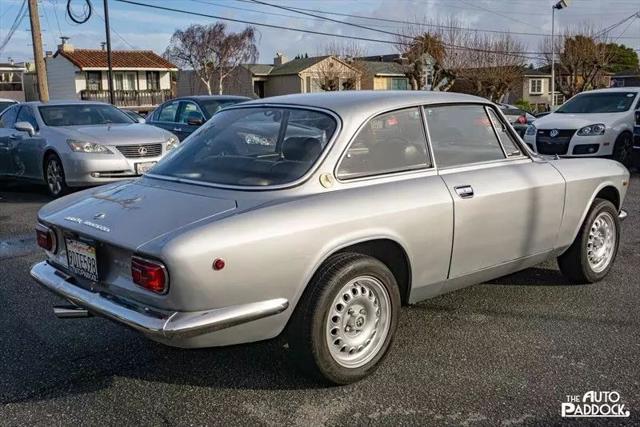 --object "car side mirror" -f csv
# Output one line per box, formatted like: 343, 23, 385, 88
187, 115, 204, 126
14, 121, 35, 137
